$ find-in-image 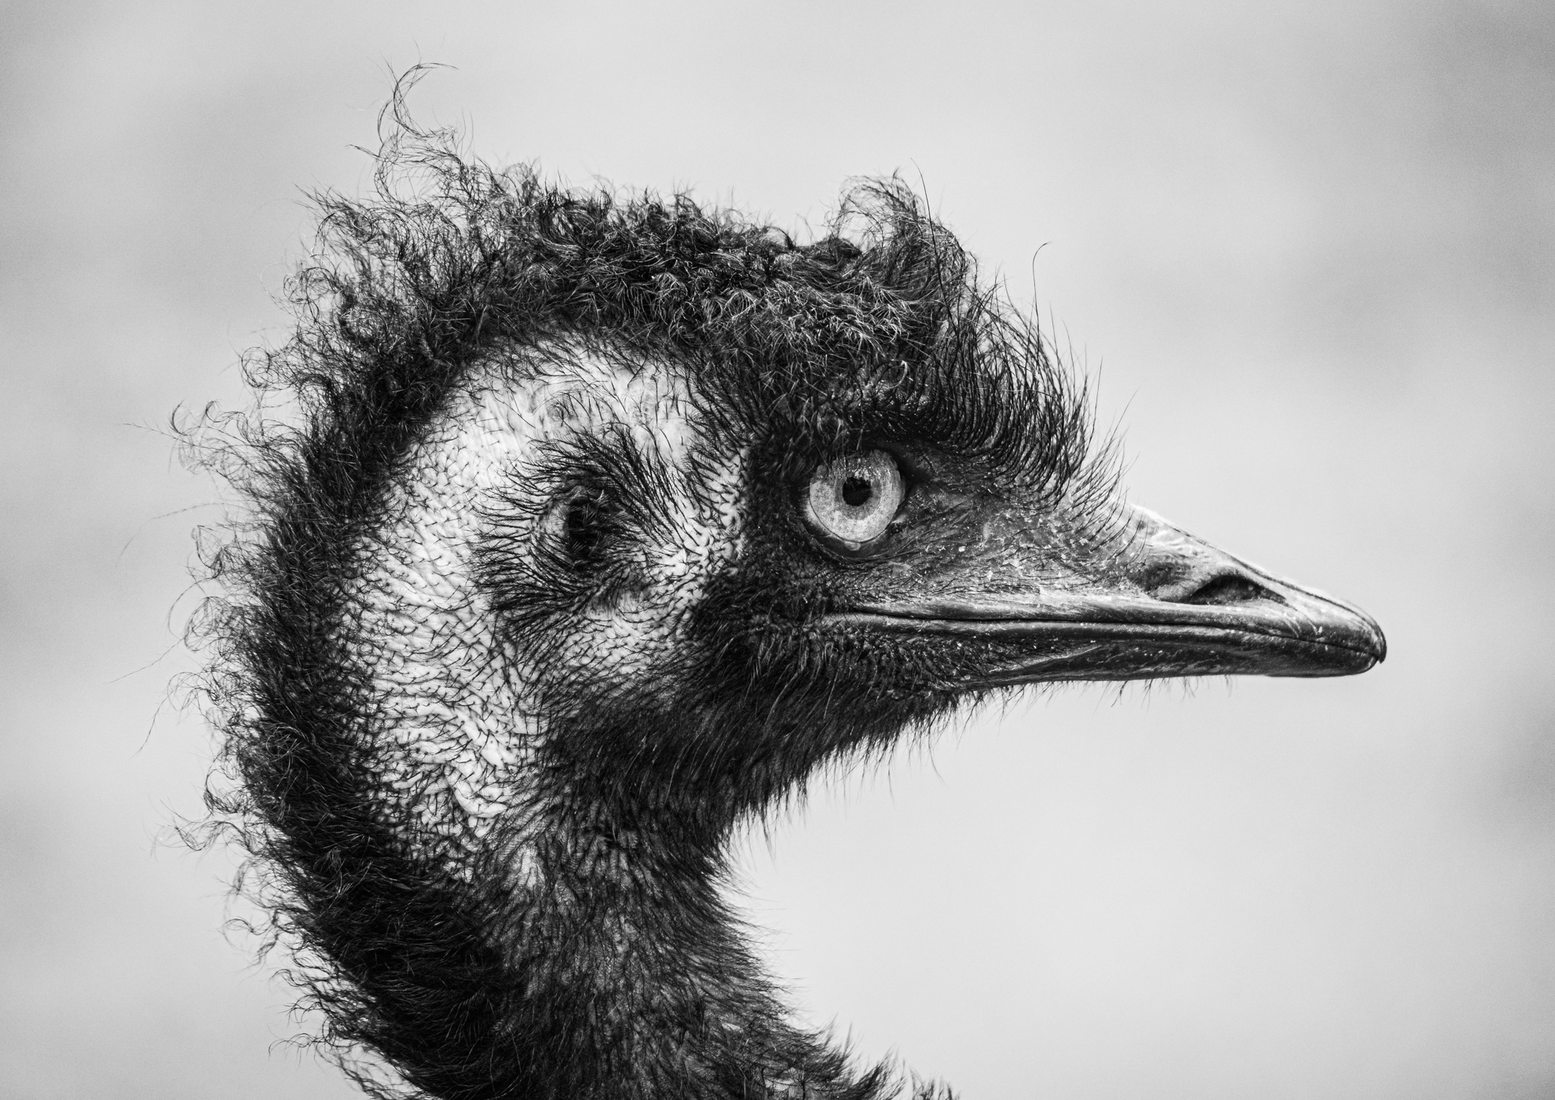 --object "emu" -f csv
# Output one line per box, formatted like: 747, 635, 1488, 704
198, 132, 1384, 1100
